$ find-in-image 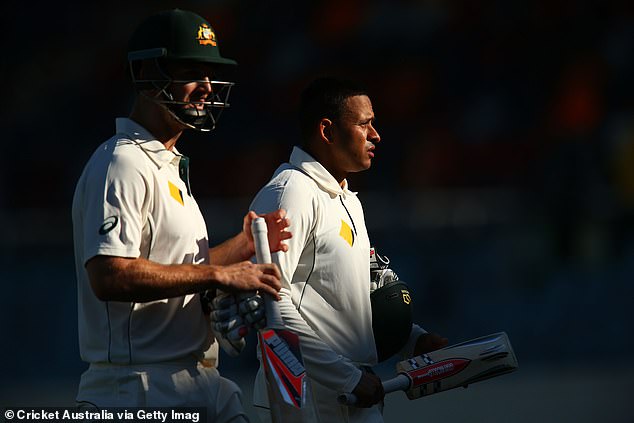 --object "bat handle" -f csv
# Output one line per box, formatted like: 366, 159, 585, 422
251, 217, 284, 328
337, 374, 411, 406
252, 217, 272, 264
